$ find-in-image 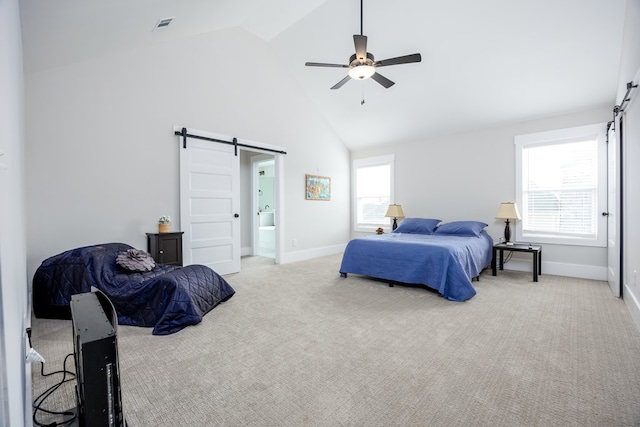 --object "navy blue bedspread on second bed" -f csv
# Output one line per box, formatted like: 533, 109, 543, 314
33, 243, 235, 335
339, 231, 493, 301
